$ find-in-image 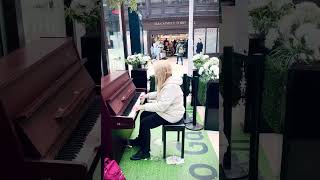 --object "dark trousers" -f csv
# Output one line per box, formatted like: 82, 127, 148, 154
136, 111, 169, 153
176, 56, 183, 65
